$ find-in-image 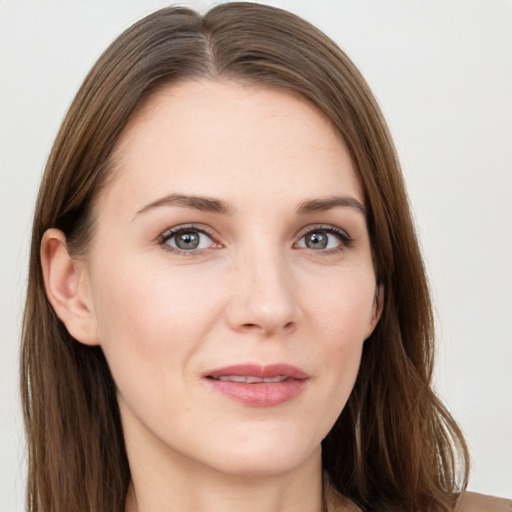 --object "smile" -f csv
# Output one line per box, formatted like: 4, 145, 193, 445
203, 364, 309, 407
215, 375, 288, 383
